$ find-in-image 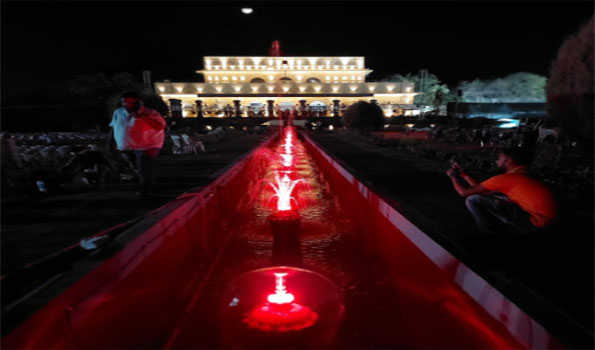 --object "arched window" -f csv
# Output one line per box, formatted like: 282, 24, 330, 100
280, 77, 293, 82
309, 101, 327, 112
250, 77, 265, 83
306, 77, 321, 84
248, 102, 266, 112
278, 102, 295, 111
